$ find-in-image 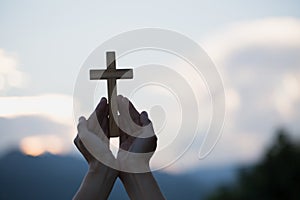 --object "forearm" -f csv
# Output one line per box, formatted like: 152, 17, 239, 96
73, 165, 118, 200
119, 171, 165, 200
